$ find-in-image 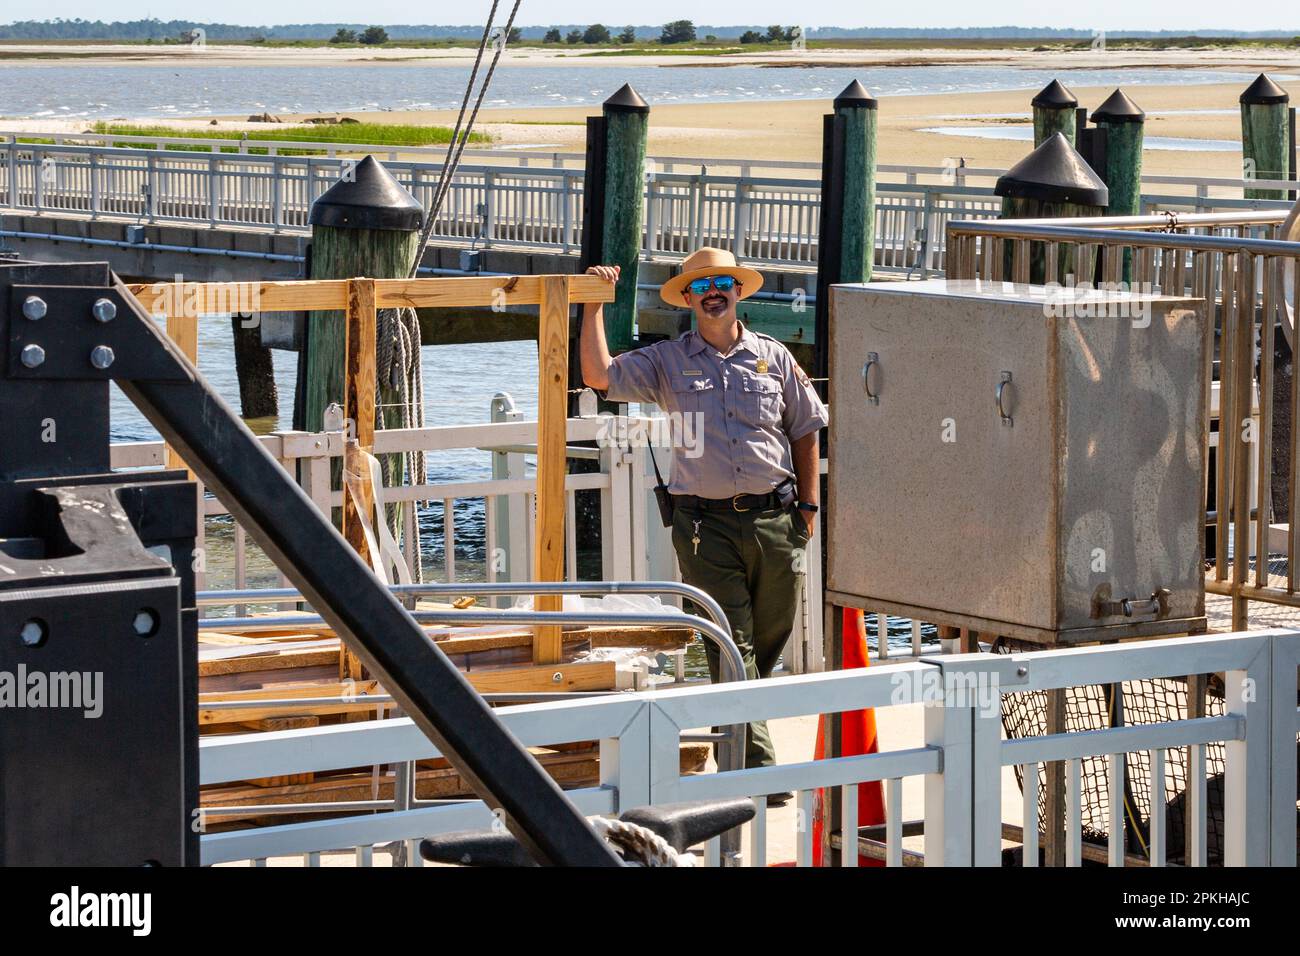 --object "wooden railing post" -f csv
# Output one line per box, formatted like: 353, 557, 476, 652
340, 276, 377, 683
533, 275, 570, 664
